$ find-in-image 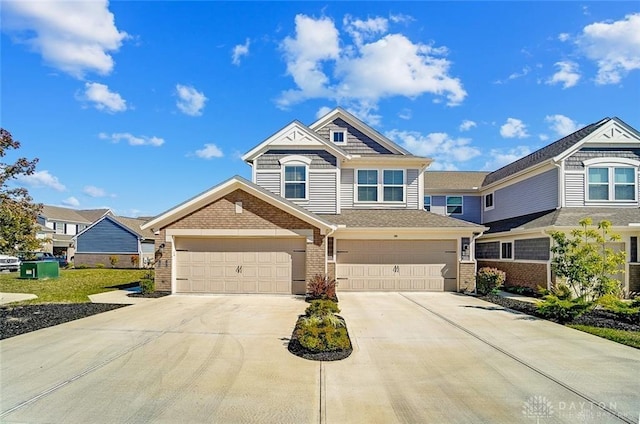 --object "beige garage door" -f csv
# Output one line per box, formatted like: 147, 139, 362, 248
336, 240, 457, 291
175, 238, 306, 294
